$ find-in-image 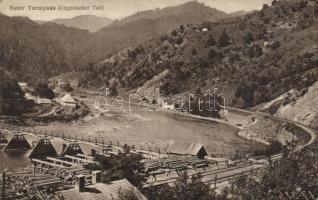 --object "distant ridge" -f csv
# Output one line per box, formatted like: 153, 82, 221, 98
111, 1, 227, 26
43, 15, 113, 32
